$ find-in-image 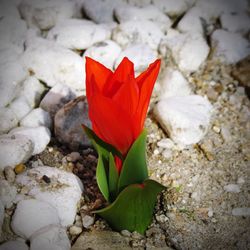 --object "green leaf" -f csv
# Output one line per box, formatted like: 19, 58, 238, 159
95, 179, 165, 234
118, 130, 148, 192
96, 148, 109, 202
82, 124, 123, 160
108, 153, 119, 202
